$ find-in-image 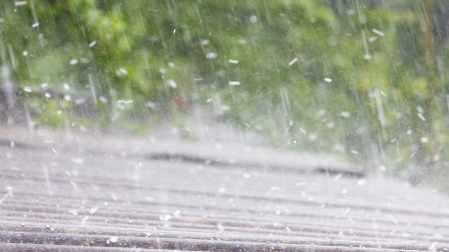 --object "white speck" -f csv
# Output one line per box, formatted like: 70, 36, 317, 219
173, 29, 176, 35
333, 173, 342, 181
342, 189, 347, 194
56, 110, 61, 115
351, 150, 358, 154
117, 100, 133, 104
364, 54, 372, 60
417, 106, 424, 113
357, 179, 366, 186
308, 133, 317, 141
238, 39, 248, 44
99, 96, 108, 103
343, 208, 350, 215
172, 210, 181, 220
206, 52, 217, 59
243, 173, 251, 179
341, 111, 350, 118
80, 58, 89, 64
64, 95, 71, 101
368, 36, 377, 42
317, 109, 325, 116
40, 83, 48, 88
71, 158, 83, 164
270, 187, 280, 191
324, 78, 332, 82
112, 195, 117, 201
70, 59, 78, 65
146, 102, 156, 108
32, 23, 39, 28
52, 148, 57, 154
168, 62, 175, 67
389, 215, 398, 224
69, 209, 78, 215
379, 165, 387, 172
229, 81, 240, 86
372, 29, 384, 36
406, 129, 412, 135
201, 40, 209, 45
421, 137, 429, 143
15, 1, 27, 6
250, 15, 258, 23
228, 59, 239, 64
89, 206, 99, 214
327, 122, 335, 128
296, 182, 307, 186
23, 51, 28, 56
334, 144, 345, 153
217, 223, 225, 232
206, 99, 212, 102
145, 196, 154, 202
159, 68, 166, 74
109, 237, 118, 243
417, 113, 425, 121
300, 128, 306, 134
145, 233, 152, 237
168, 80, 177, 88
24, 87, 32, 92
89, 41, 97, 47
380, 90, 387, 97
44, 93, 51, 98
347, 9, 355, 15
288, 58, 298, 66
119, 68, 128, 75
